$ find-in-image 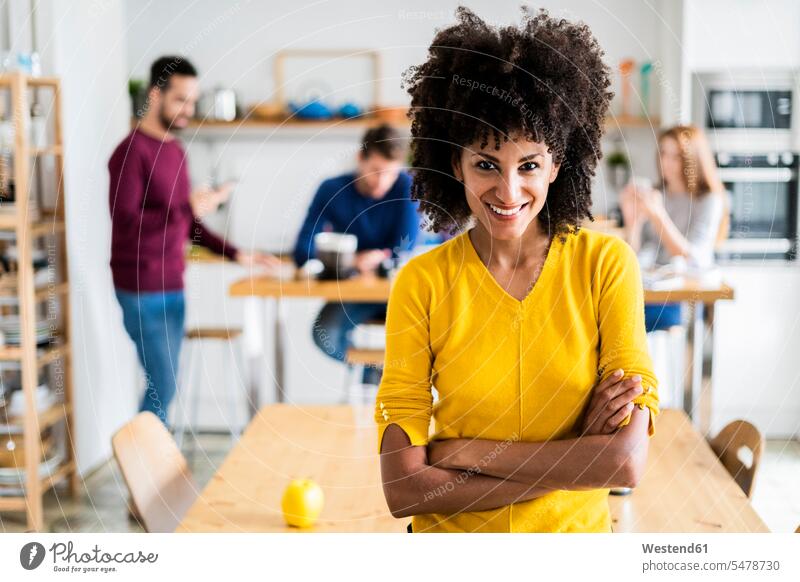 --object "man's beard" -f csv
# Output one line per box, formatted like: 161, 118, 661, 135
158, 104, 187, 132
